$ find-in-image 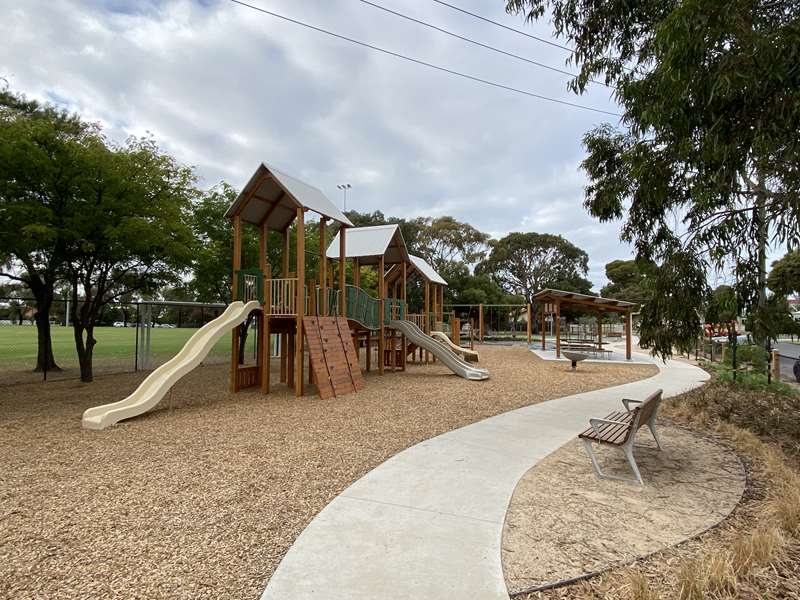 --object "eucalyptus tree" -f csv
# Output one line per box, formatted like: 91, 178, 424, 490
507, 0, 800, 356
